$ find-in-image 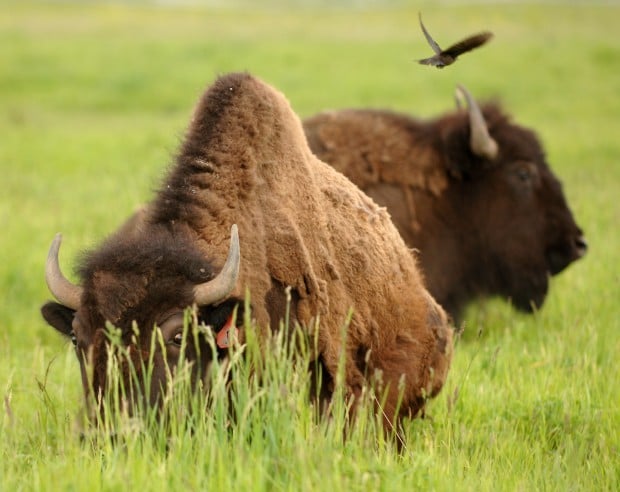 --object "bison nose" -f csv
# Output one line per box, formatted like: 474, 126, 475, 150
575, 235, 588, 258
